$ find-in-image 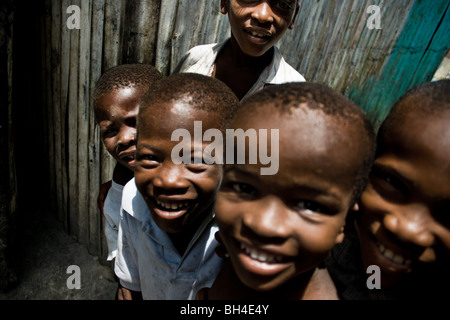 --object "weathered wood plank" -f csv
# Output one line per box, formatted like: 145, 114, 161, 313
122, 0, 161, 65
77, 0, 92, 246
89, 0, 106, 262
67, 0, 80, 237
51, 0, 64, 225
